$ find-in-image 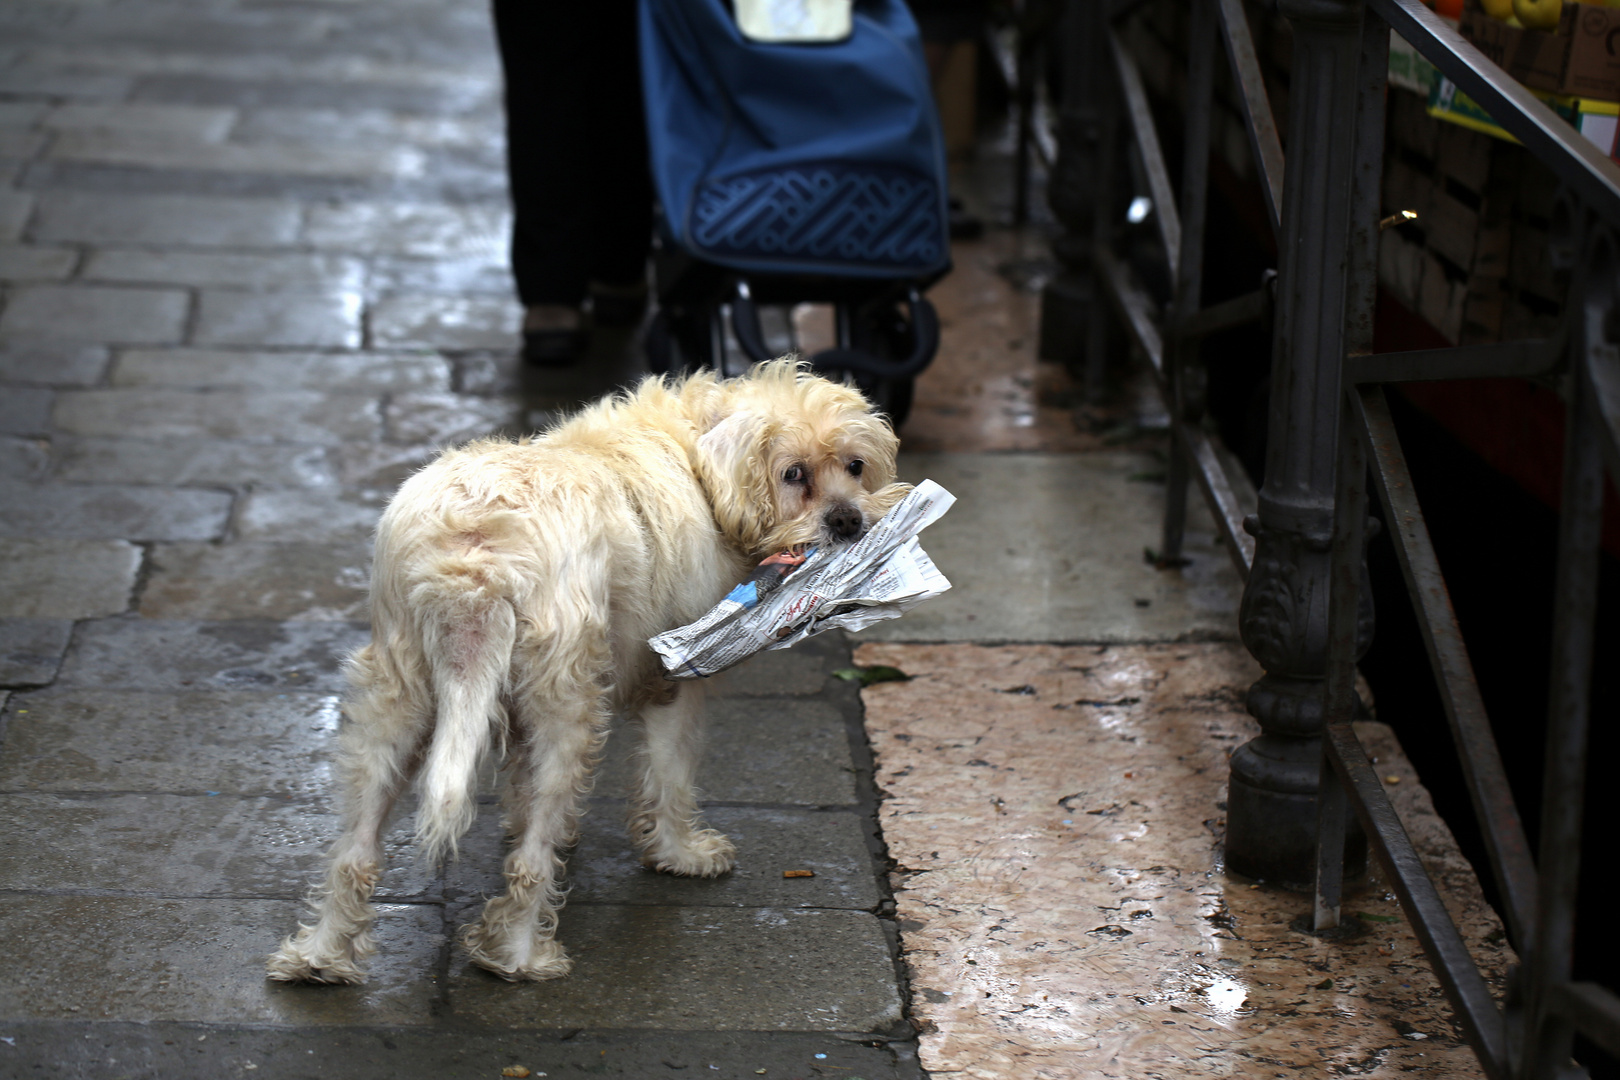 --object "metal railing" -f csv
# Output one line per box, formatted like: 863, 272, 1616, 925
1043, 0, 1620, 1074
